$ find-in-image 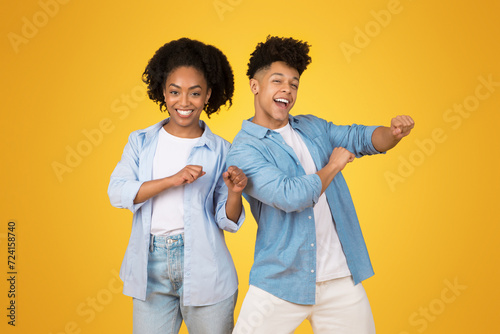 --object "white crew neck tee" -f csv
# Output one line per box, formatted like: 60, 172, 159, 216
150, 127, 200, 236
274, 123, 351, 282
